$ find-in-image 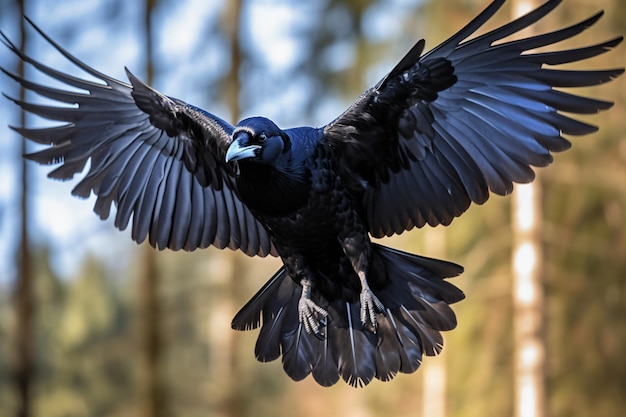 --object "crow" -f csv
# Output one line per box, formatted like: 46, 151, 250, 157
2, 0, 622, 387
